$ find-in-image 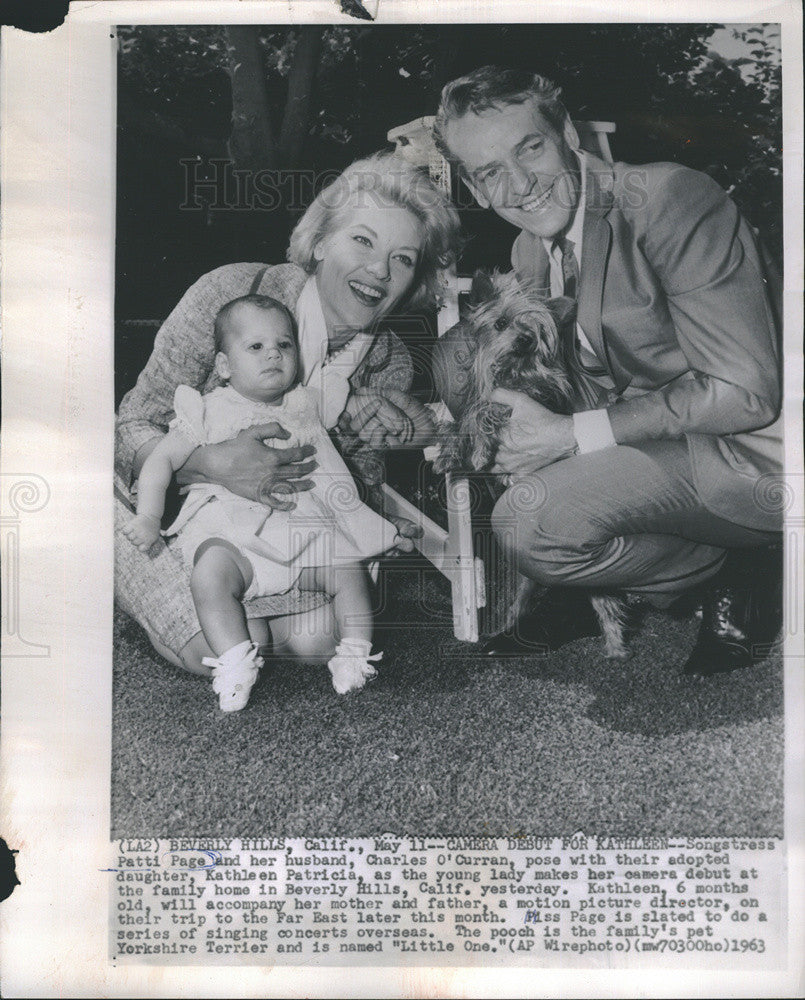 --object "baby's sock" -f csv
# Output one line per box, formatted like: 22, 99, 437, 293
203, 640, 263, 712
328, 638, 381, 695
336, 637, 373, 658
216, 639, 254, 667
